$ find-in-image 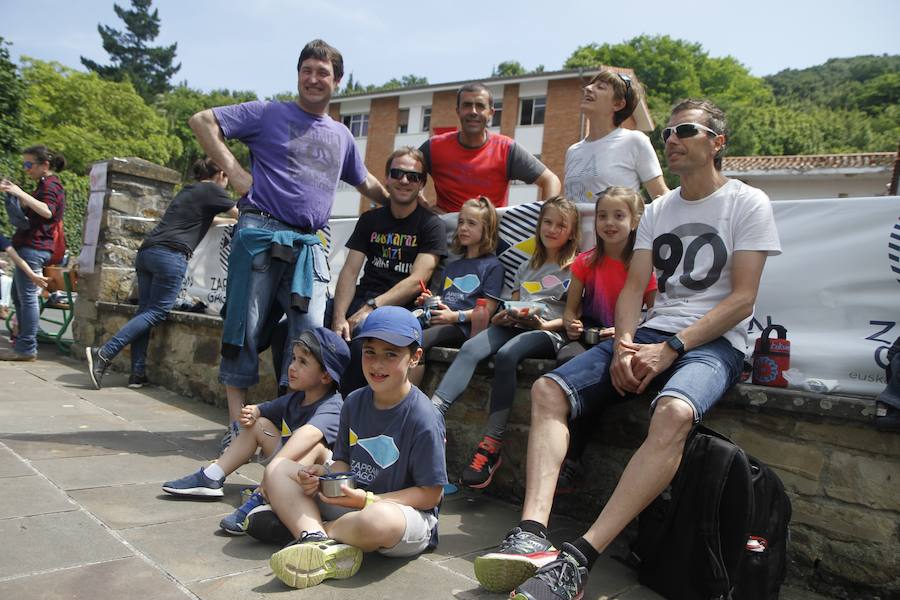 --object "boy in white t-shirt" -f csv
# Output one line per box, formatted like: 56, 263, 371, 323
475, 99, 782, 599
